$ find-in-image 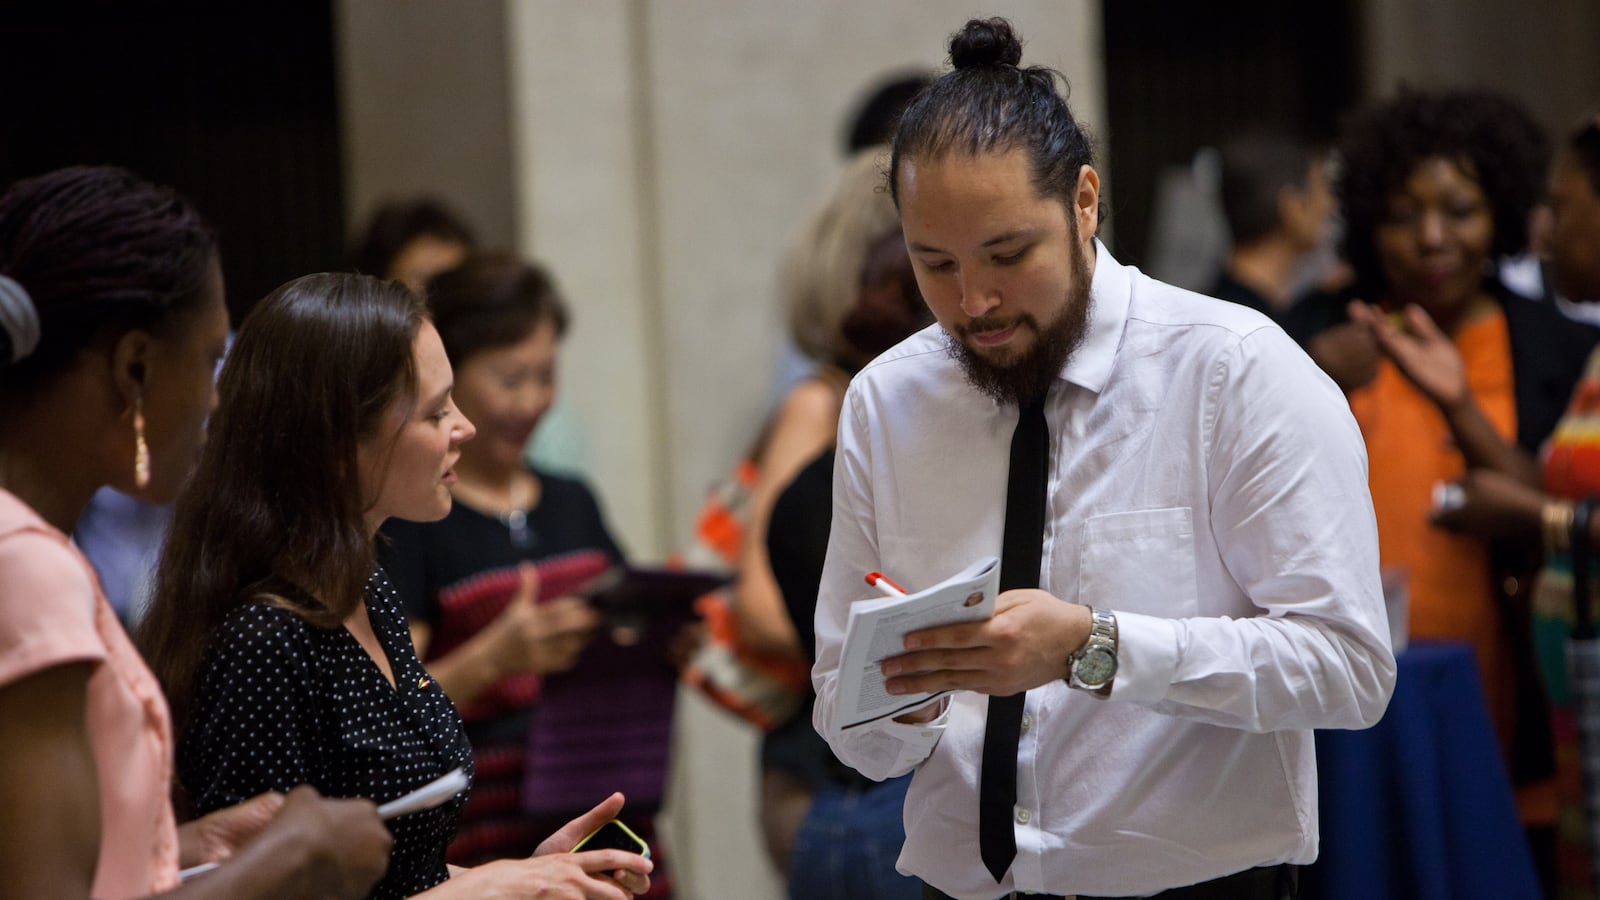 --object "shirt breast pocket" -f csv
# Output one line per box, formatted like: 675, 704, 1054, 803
1079, 507, 1199, 618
